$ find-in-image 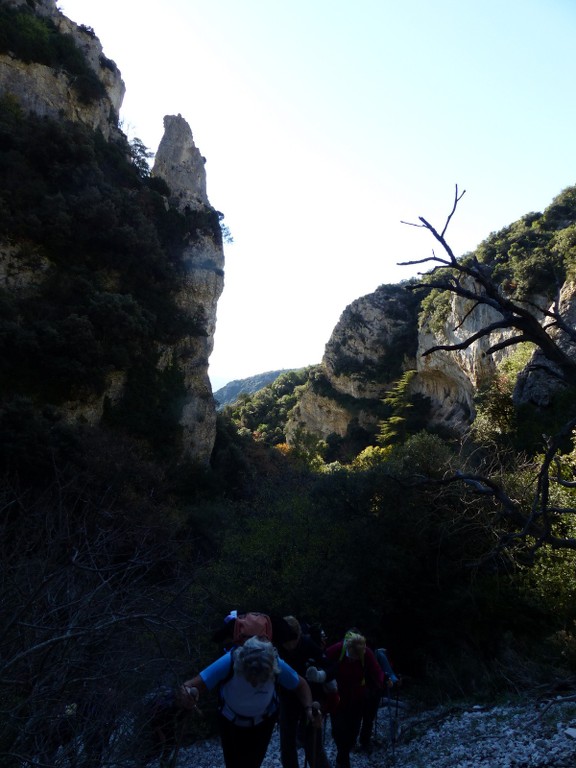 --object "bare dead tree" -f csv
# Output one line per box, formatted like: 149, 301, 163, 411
399, 186, 576, 555
401, 185, 576, 384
